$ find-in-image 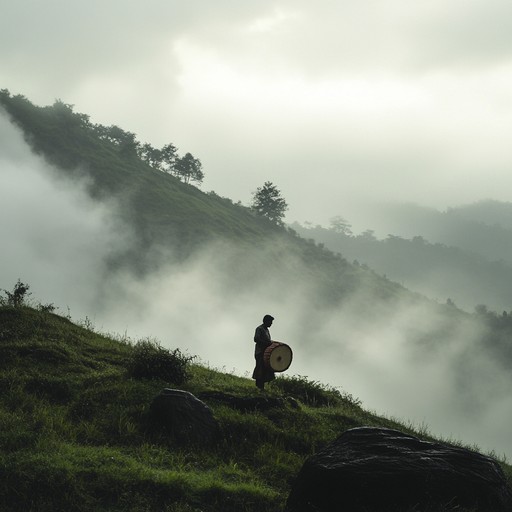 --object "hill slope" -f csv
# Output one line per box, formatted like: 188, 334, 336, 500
0, 89, 394, 303
0, 90, 278, 259
1, 303, 510, 511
